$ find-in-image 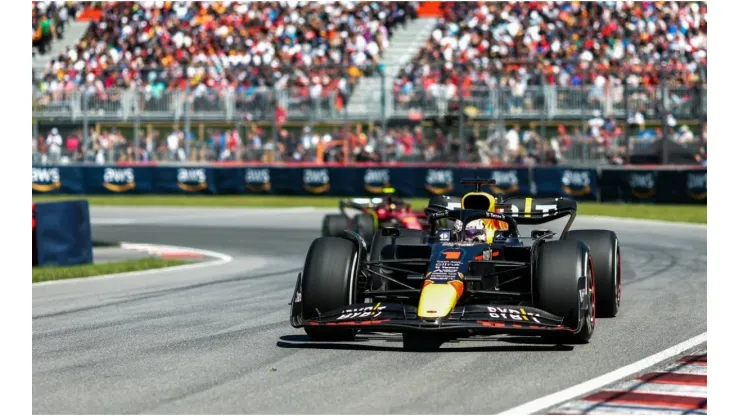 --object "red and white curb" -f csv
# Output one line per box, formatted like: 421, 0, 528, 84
499, 333, 707, 415
120, 242, 206, 260
548, 351, 707, 415
34, 243, 233, 286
